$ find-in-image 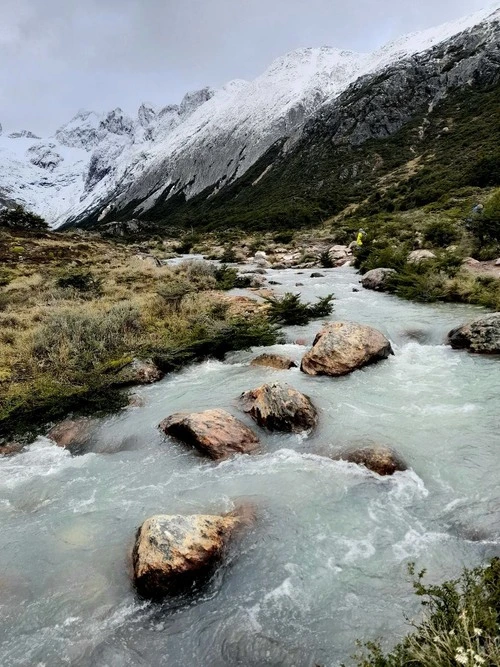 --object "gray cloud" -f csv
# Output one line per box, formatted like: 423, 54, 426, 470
0, 0, 492, 133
